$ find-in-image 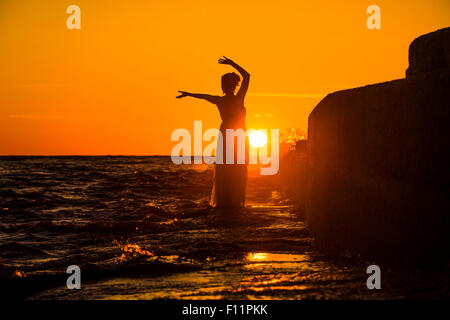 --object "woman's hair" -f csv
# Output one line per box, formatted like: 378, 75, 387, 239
221, 72, 240, 94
